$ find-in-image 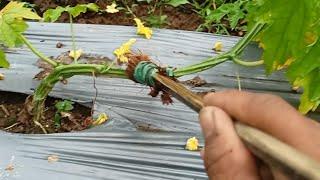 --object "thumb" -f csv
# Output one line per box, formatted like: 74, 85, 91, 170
199, 106, 260, 180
